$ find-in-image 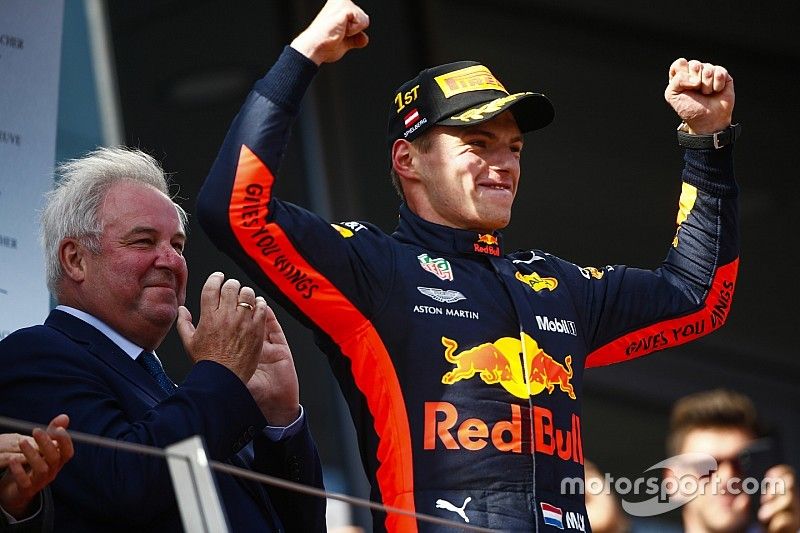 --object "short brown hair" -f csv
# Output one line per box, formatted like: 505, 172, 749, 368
667, 389, 761, 455
389, 129, 435, 202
